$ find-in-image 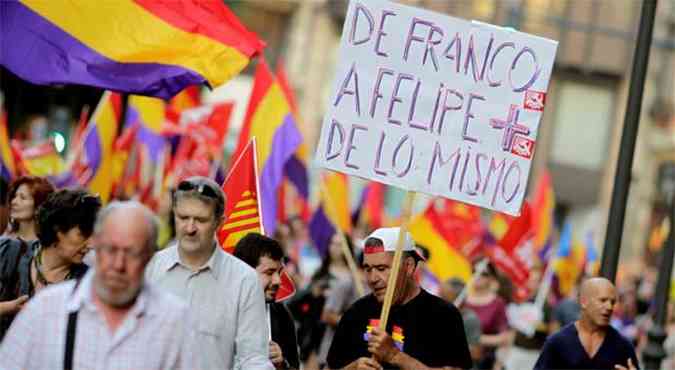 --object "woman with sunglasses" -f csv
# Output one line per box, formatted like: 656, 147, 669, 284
463, 262, 511, 370
0, 188, 101, 339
